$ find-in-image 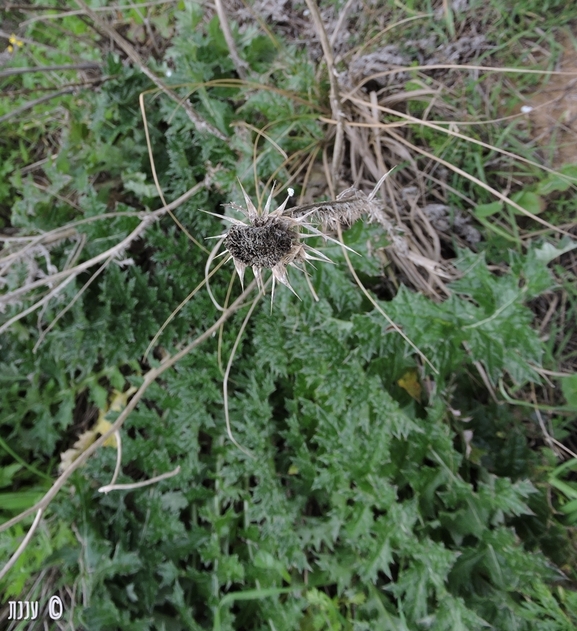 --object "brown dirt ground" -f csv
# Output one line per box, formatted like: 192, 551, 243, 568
523, 32, 577, 167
